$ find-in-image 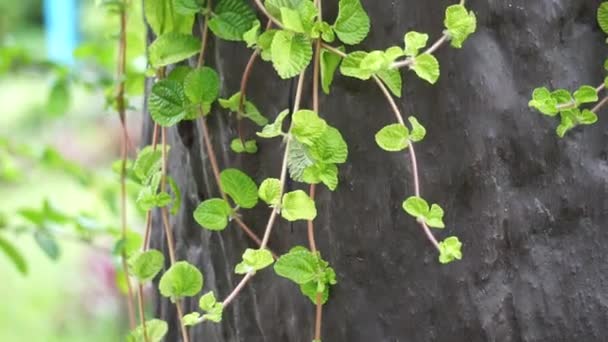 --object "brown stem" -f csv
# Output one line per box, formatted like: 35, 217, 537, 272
175, 298, 190, 342
116, 1, 136, 329
221, 71, 307, 309
591, 96, 608, 114
237, 49, 261, 142
196, 0, 212, 68
252, 0, 283, 28
373, 76, 440, 250
136, 284, 149, 342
